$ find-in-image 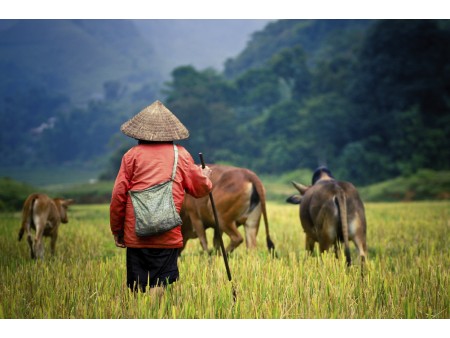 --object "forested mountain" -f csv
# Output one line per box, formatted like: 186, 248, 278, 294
0, 19, 266, 170
159, 19, 450, 185
0, 19, 165, 168
0, 20, 162, 104
224, 19, 372, 78
1, 19, 449, 187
